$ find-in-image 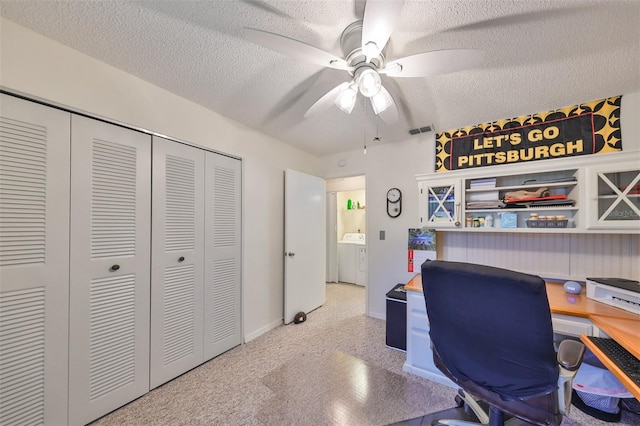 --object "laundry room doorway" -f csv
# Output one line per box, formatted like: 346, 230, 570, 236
326, 175, 367, 310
